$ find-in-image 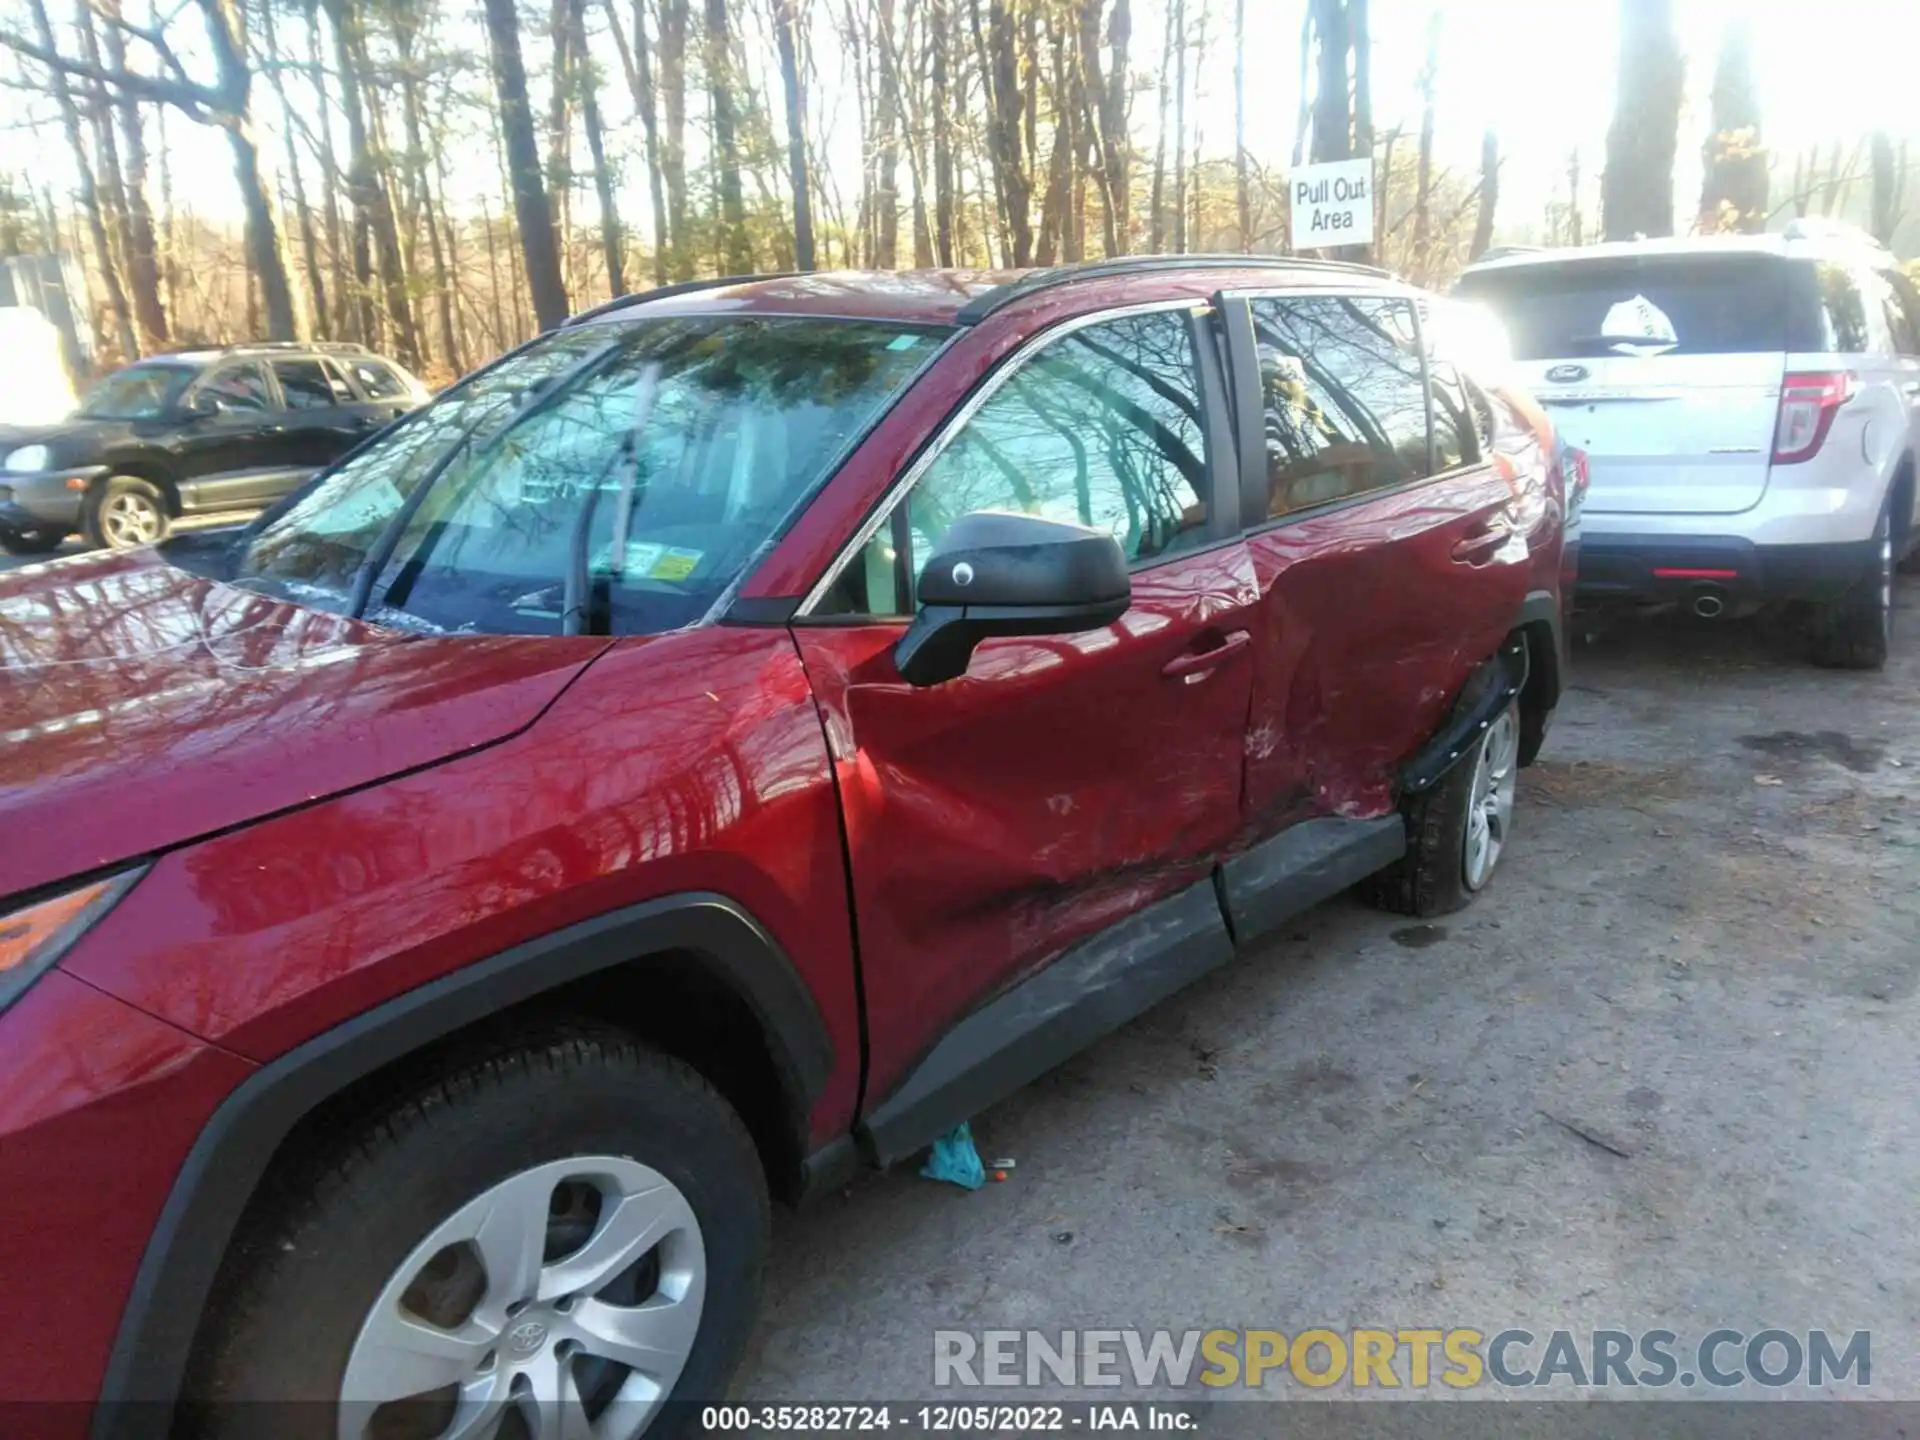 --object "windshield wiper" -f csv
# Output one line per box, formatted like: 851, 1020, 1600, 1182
344, 337, 624, 620
560, 362, 662, 638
